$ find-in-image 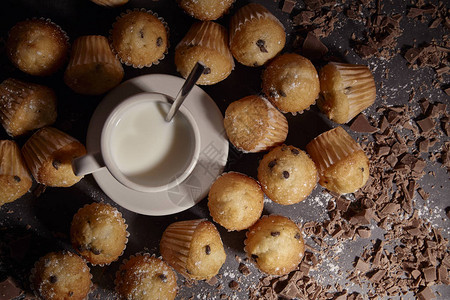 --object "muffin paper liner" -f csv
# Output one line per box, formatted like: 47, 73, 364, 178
0, 79, 35, 136
90, 0, 129, 7
160, 219, 206, 278
332, 62, 376, 123
67, 35, 123, 69
0, 78, 56, 137
21, 127, 79, 181
250, 97, 288, 152
0, 140, 30, 180
306, 126, 362, 174
176, 21, 234, 69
